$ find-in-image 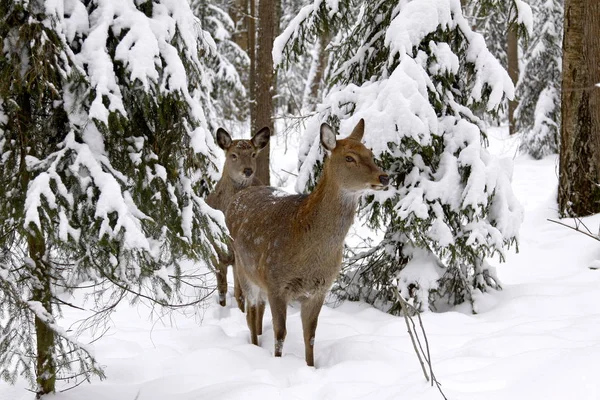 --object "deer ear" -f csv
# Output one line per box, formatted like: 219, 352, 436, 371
251, 126, 270, 151
348, 118, 365, 141
320, 123, 337, 151
216, 128, 232, 150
